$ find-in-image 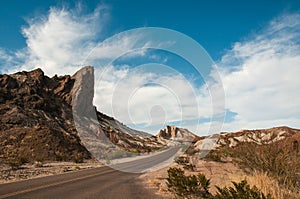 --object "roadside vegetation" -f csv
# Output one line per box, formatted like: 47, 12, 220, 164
203, 139, 300, 199
166, 165, 272, 199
